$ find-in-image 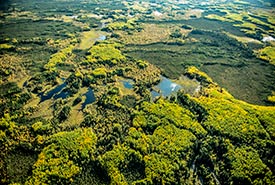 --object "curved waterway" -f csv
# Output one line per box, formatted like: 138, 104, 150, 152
39, 82, 67, 102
